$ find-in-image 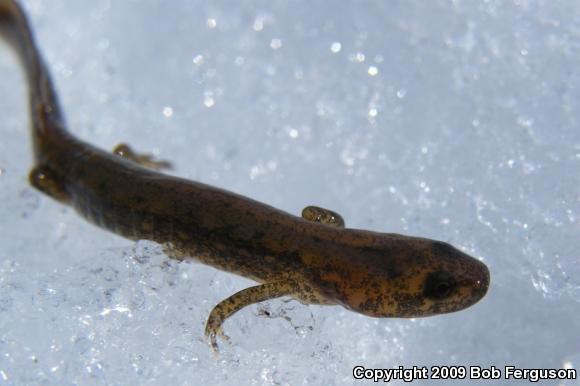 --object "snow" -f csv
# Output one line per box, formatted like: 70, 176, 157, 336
0, 0, 579, 385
